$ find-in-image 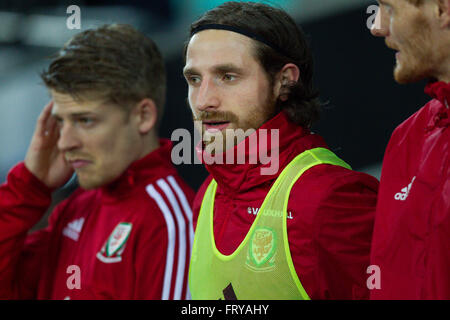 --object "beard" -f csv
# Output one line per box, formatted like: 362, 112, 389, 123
191, 92, 278, 155
390, 13, 435, 84
393, 47, 434, 84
